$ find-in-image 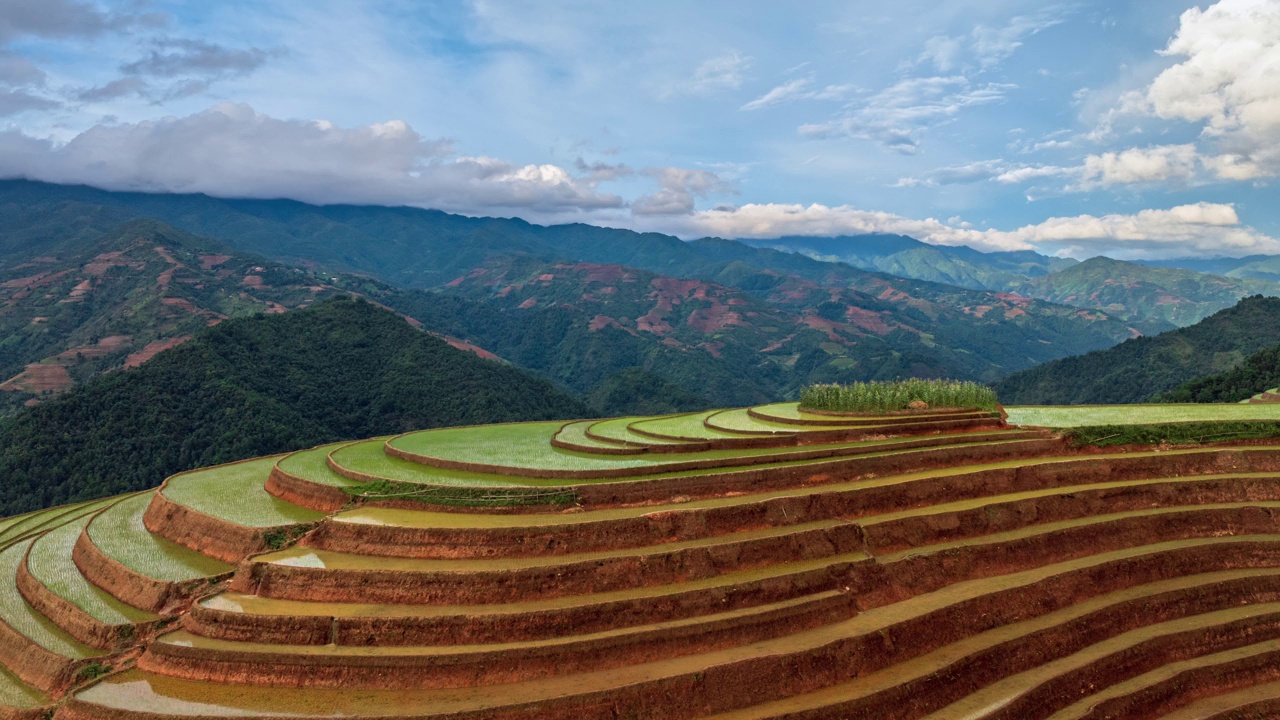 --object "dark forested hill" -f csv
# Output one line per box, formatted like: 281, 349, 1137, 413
995, 296, 1280, 404
1154, 345, 1280, 403
0, 297, 586, 515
